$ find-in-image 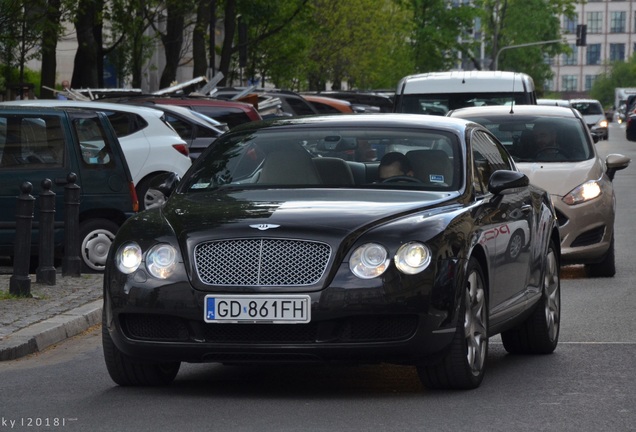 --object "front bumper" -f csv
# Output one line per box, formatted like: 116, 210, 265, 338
103, 262, 460, 366
553, 189, 615, 265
